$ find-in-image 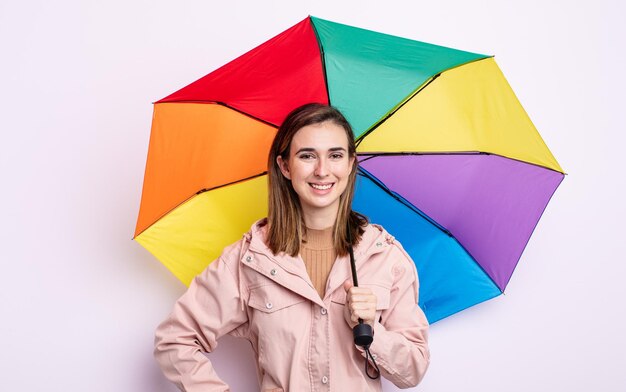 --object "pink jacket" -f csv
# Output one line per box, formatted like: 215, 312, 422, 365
154, 220, 430, 391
